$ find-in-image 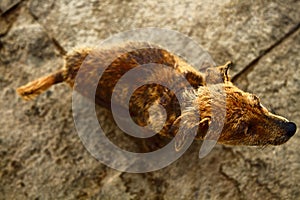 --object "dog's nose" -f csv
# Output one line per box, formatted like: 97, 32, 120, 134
285, 122, 297, 137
